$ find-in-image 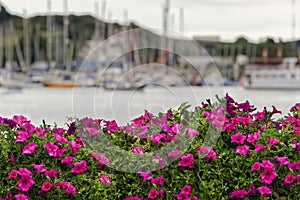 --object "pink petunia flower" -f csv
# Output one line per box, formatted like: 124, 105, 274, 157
69, 140, 82, 154
236, 145, 249, 155
61, 156, 74, 165
284, 174, 295, 184
90, 152, 110, 166
182, 128, 199, 138
257, 186, 272, 195
56, 181, 77, 195
247, 131, 260, 143
22, 143, 38, 155
137, 171, 152, 182
44, 169, 58, 178
251, 162, 261, 171
150, 175, 164, 185
18, 168, 32, 176
274, 156, 288, 166
14, 194, 28, 200
71, 160, 87, 174
254, 144, 266, 152
168, 150, 181, 158
148, 189, 159, 199
260, 167, 277, 184
149, 134, 165, 143
231, 132, 246, 144
266, 137, 280, 147
178, 154, 194, 167
98, 175, 112, 184
15, 130, 31, 143
17, 175, 35, 192
196, 146, 217, 161
132, 147, 144, 155
287, 161, 299, 170
12, 115, 30, 125
180, 185, 192, 195
23, 123, 36, 133
31, 164, 46, 174
8, 169, 19, 179
43, 142, 59, 157
41, 182, 53, 192
229, 189, 248, 199
261, 160, 275, 169
53, 133, 68, 143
